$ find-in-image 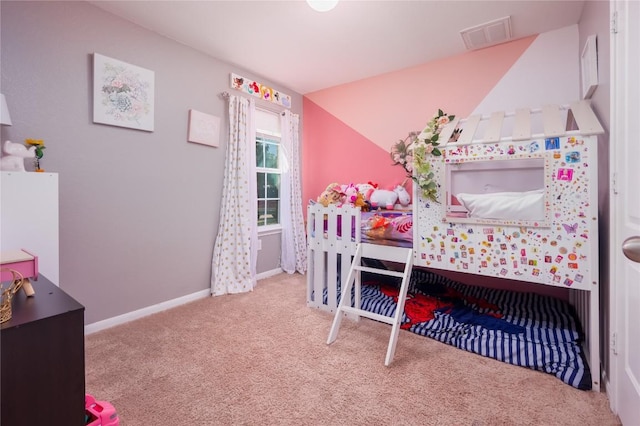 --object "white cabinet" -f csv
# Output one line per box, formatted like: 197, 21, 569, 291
0, 172, 59, 285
